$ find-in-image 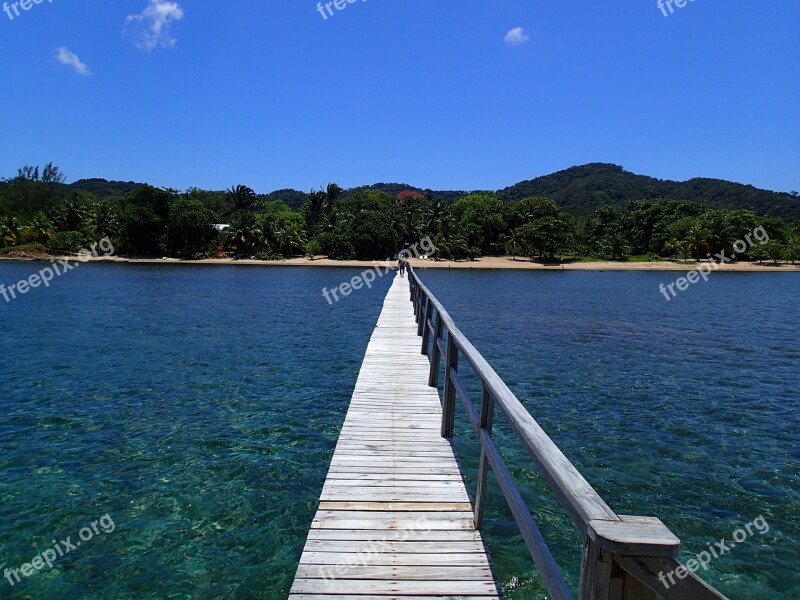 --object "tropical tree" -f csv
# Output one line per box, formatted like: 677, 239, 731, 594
511, 197, 560, 228
787, 236, 800, 265
304, 190, 328, 228
585, 205, 623, 255
448, 193, 508, 255
167, 199, 219, 257
764, 241, 787, 264
55, 193, 91, 232
684, 225, 711, 261
226, 185, 257, 212
503, 229, 528, 261
702, 214, 737, 256
661, 237, 683, 261
306, 239, 322, 260
325, 183, 343, 219
1, 216, 24, 247
601, 232, 632, 261
24, 213, 55, 243
518, 217, 575, 260
225, 211, 264, 256
41, 162, 67, 184
120, 186, 175, 256
87, 201, 122, 241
